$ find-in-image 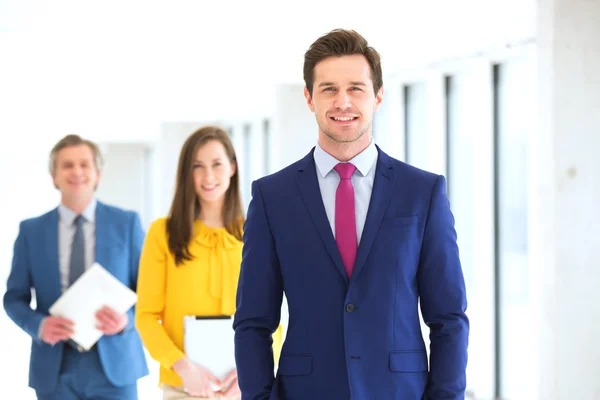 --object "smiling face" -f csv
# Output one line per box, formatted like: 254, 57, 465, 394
192, 139, 236, 206
52, 144, 101, 209
304, 54, 383, 150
